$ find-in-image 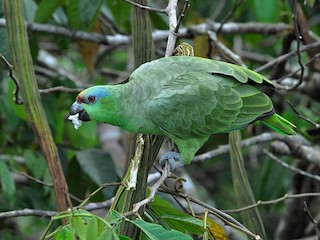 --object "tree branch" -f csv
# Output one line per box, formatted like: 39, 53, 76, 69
3, 0, 71, 214
123, 163, 171, 217
255, 41, 320, 73
164, 0, 179, 57
159, 188, 261, 240
0, 53, 23, 104
303, 201, 320, 239
288, 0, 304, 91
207, 30, 246, 66
39, 86, 84, 94
0, 18, 291, 46
224, 192, 320, 214
0, 197, 114, 220
193, 133, 293, 161
0, 209, 57, 219
264, 149, 320, 182
122, 0, 166, 13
